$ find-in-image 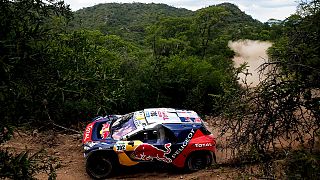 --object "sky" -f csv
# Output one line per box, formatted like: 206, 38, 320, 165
63, 0, 299, 22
